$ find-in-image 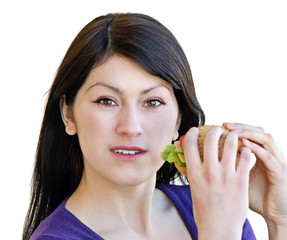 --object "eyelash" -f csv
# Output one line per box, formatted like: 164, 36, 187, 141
143, 99, 165, 108
94, 97, 165, 108
95, 98, 117, 107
